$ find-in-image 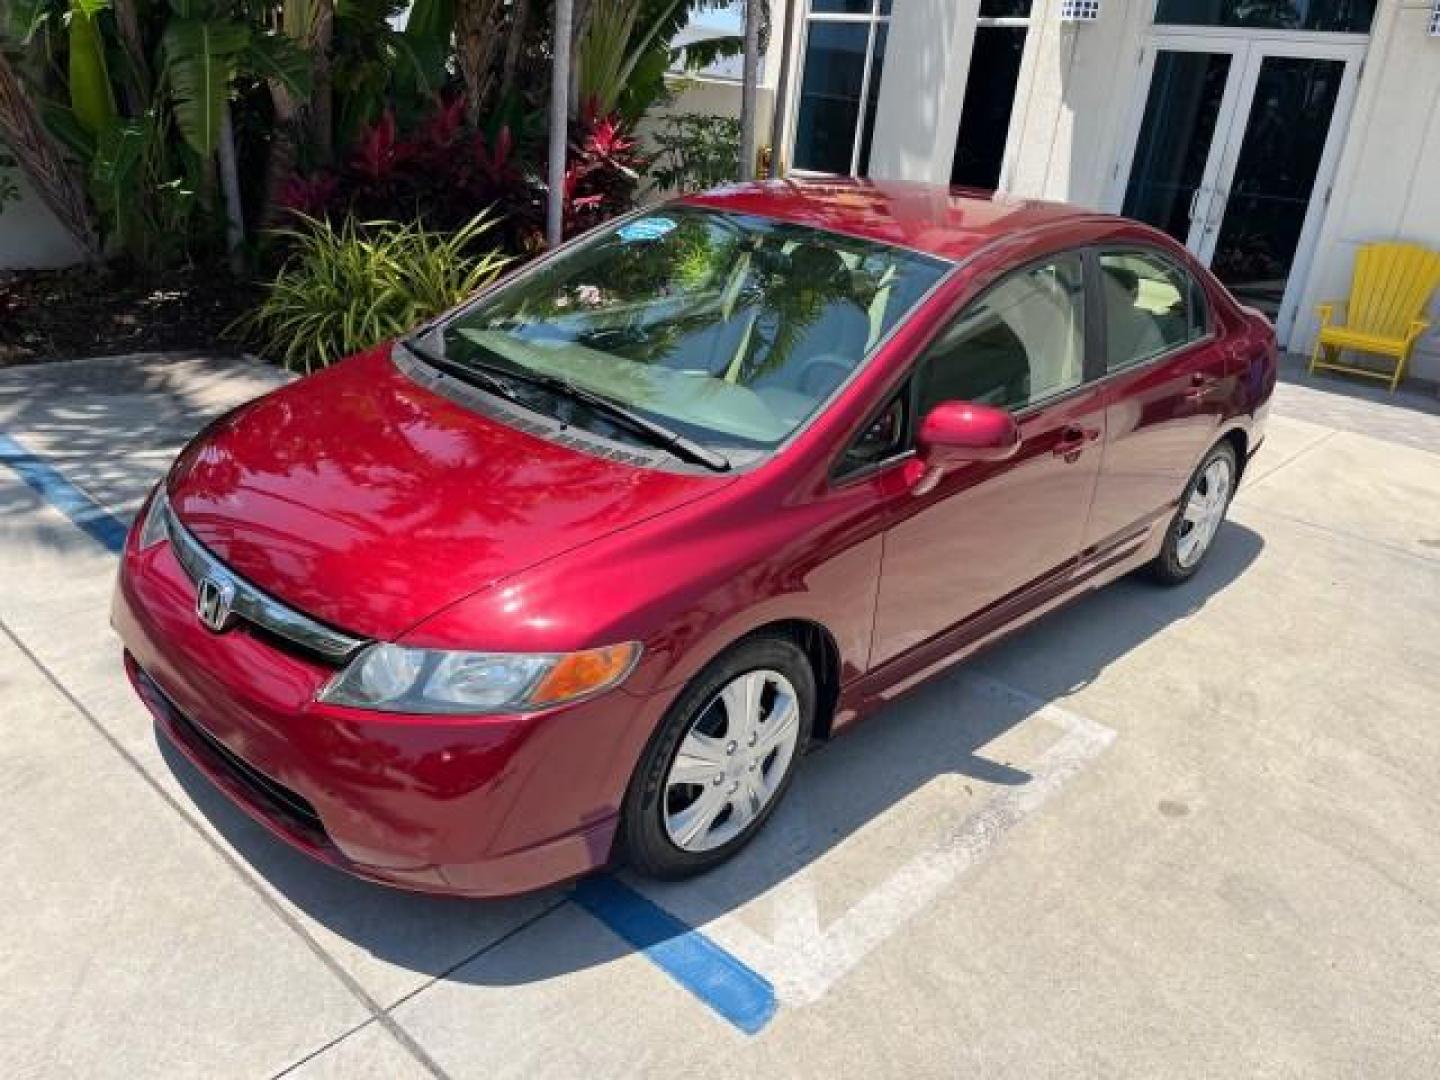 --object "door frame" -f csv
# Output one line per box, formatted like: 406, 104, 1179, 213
1107, 30, 1367, 344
